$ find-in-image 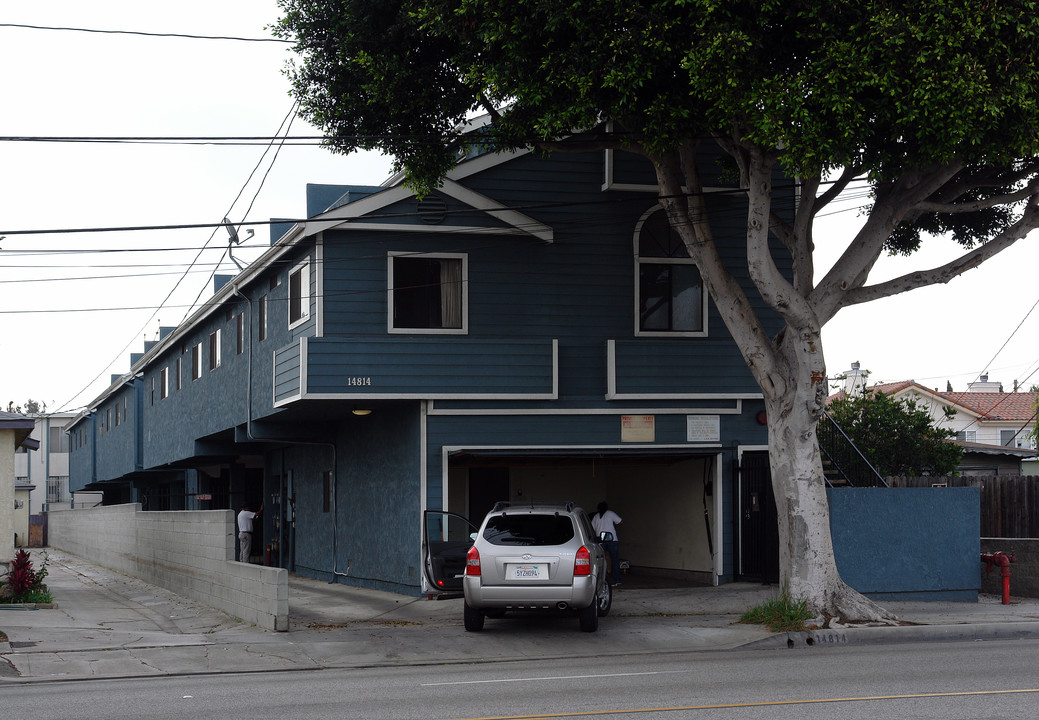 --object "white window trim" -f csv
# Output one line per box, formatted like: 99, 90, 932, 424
160, 367, 169, 399
192, 342, 203, 380
210, 329, 222, 371
387, 251, 469, 335
288, 258, 312, 330
633, 205, 708, 338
